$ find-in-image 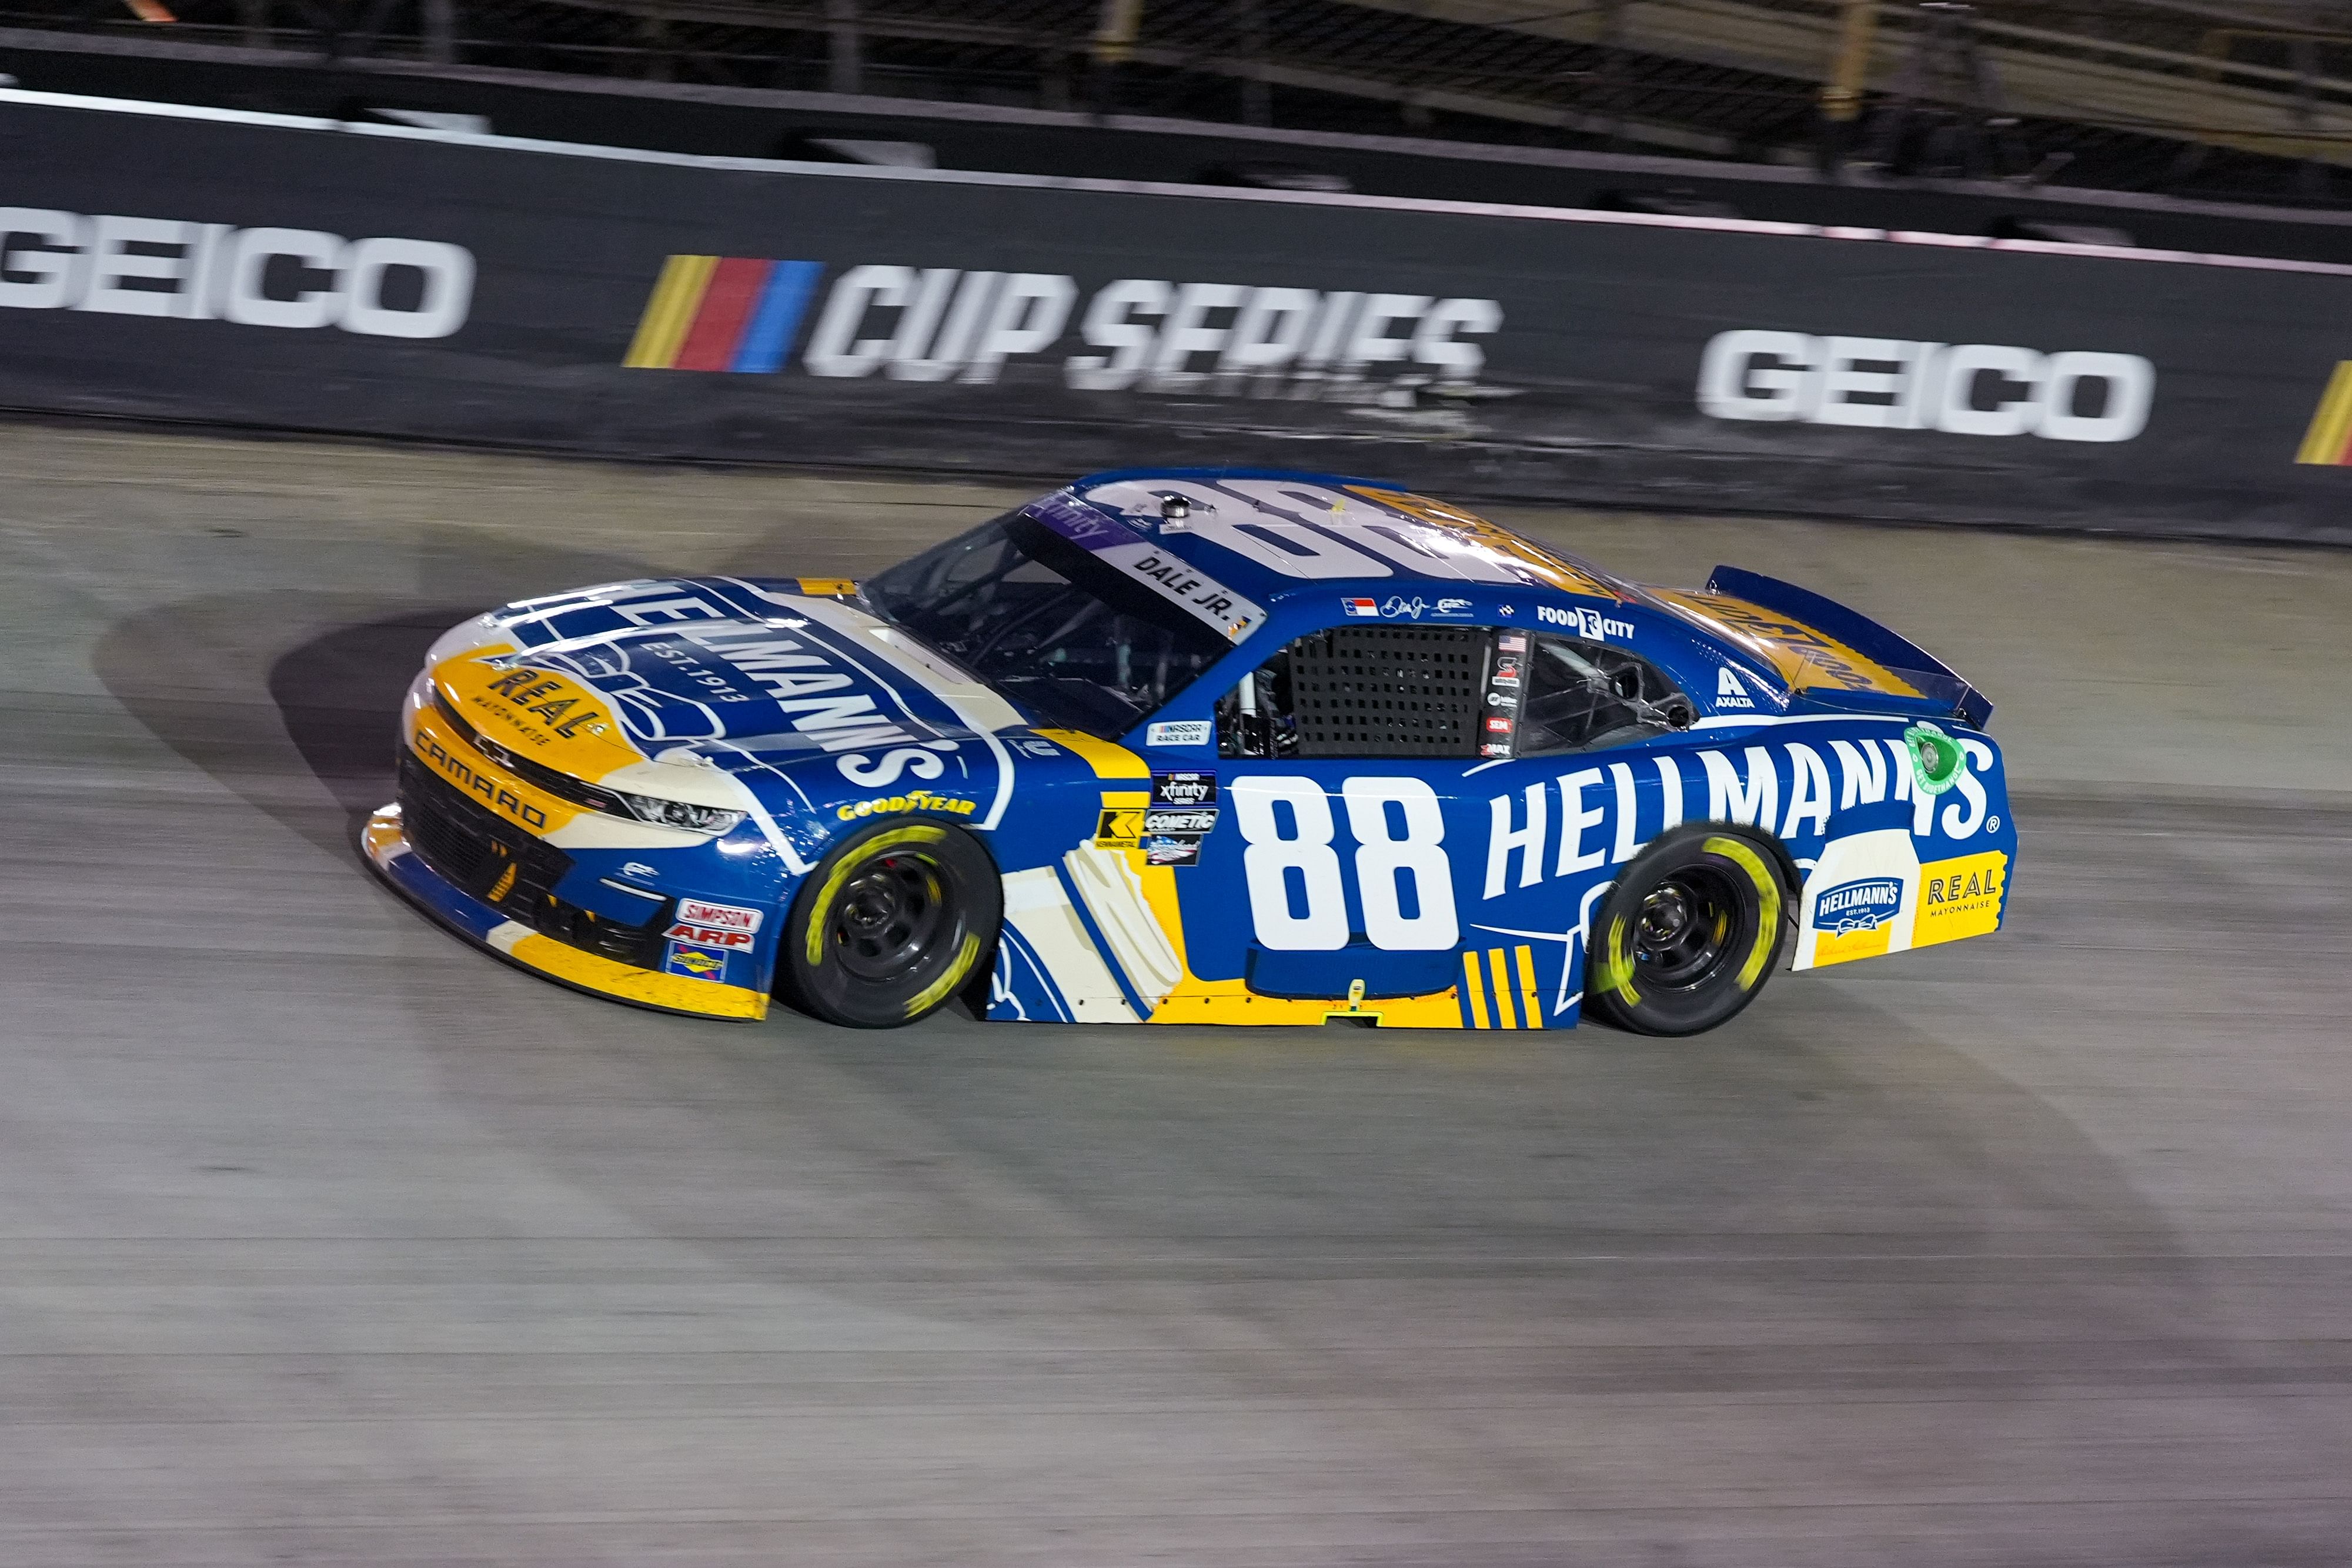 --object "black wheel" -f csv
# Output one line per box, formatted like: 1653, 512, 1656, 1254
1584, 826, 1788, 1037
779, 820, 1001, 1028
